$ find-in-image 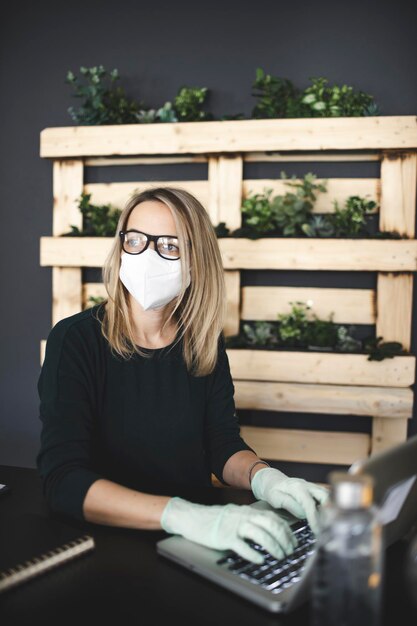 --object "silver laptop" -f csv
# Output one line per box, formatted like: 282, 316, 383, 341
156, 434, 417, 613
